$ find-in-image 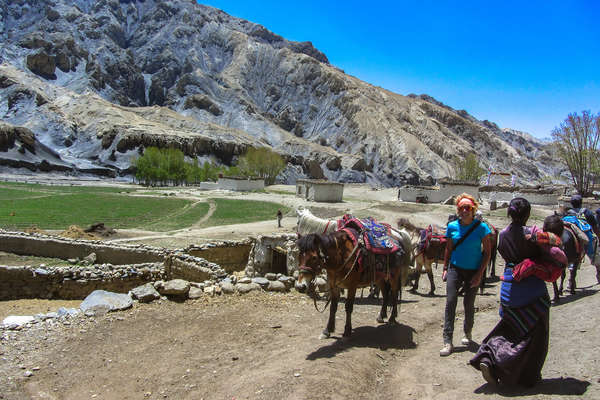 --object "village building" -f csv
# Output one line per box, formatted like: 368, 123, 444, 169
398, 179, 479, 203
199, 176, 265, 191
296, 179, 344, 202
